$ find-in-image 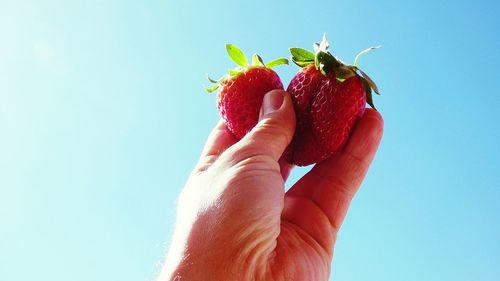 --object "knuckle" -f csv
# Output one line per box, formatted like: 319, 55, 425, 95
254, 120, 292, 146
